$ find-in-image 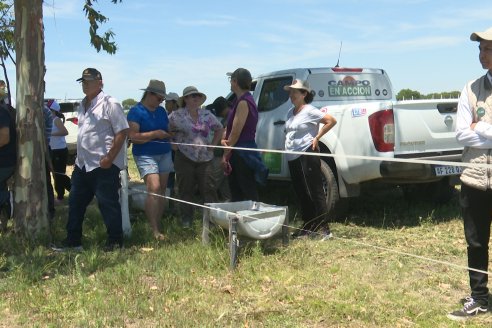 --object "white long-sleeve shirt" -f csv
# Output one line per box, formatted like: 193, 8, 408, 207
456, 72, 492, 149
